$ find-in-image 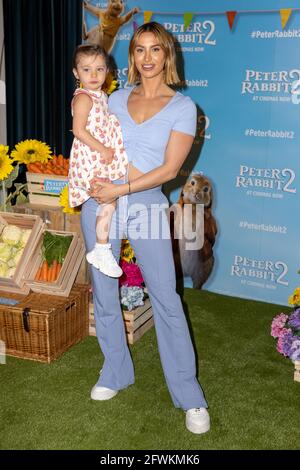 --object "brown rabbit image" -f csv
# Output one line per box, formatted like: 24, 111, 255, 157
171, 174, 217, 289
83, 0, 139, 53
